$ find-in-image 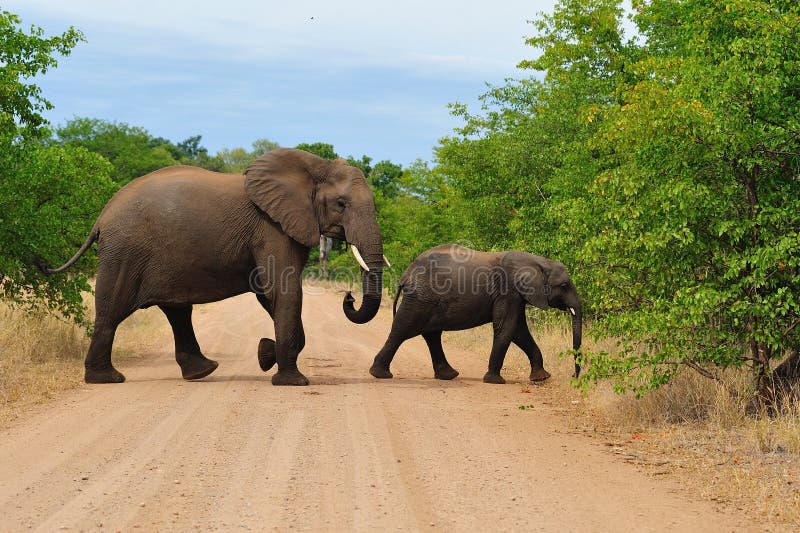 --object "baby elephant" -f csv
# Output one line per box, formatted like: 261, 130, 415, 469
370, 244, 582, 384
